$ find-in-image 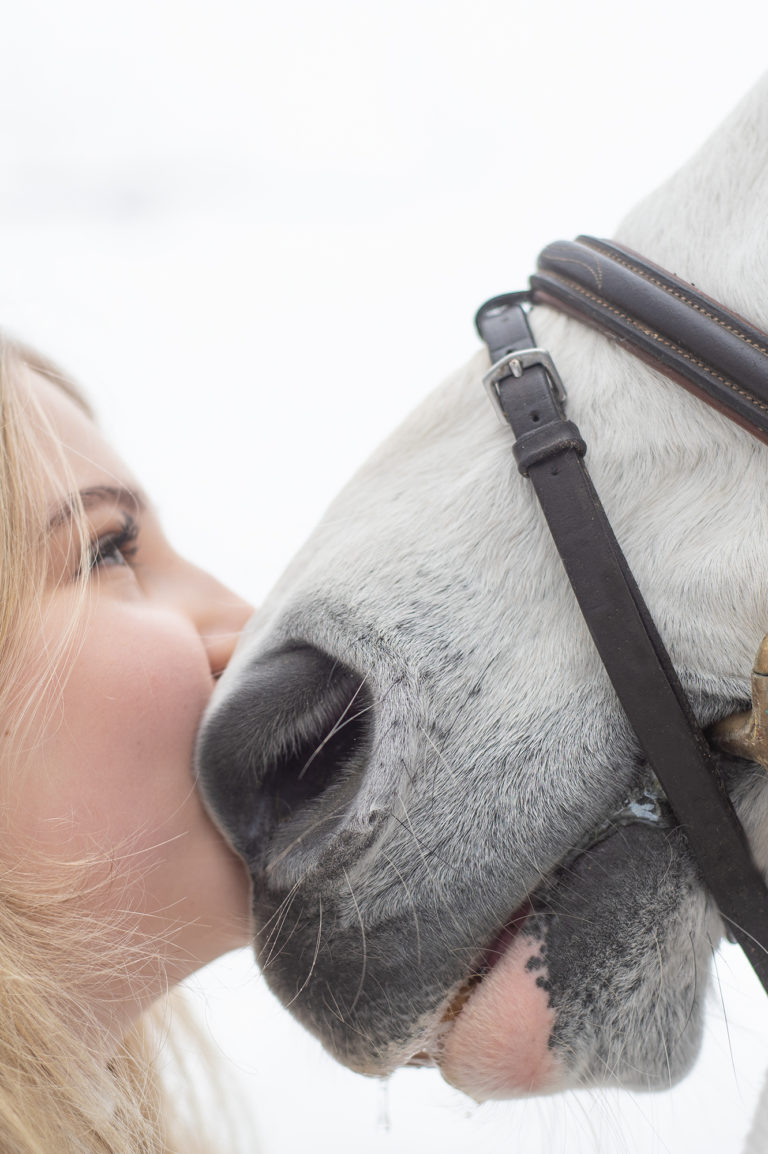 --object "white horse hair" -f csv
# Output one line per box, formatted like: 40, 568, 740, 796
198, 73, 768, 1149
